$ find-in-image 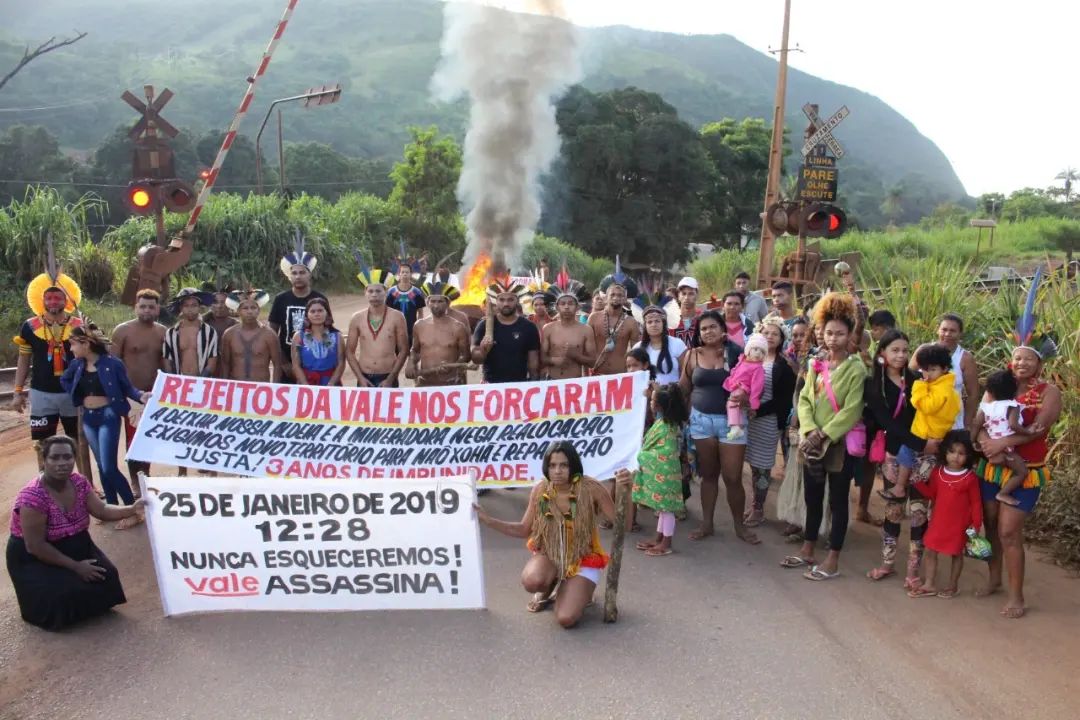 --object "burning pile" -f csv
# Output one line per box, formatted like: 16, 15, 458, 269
433, 0, 580, 301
